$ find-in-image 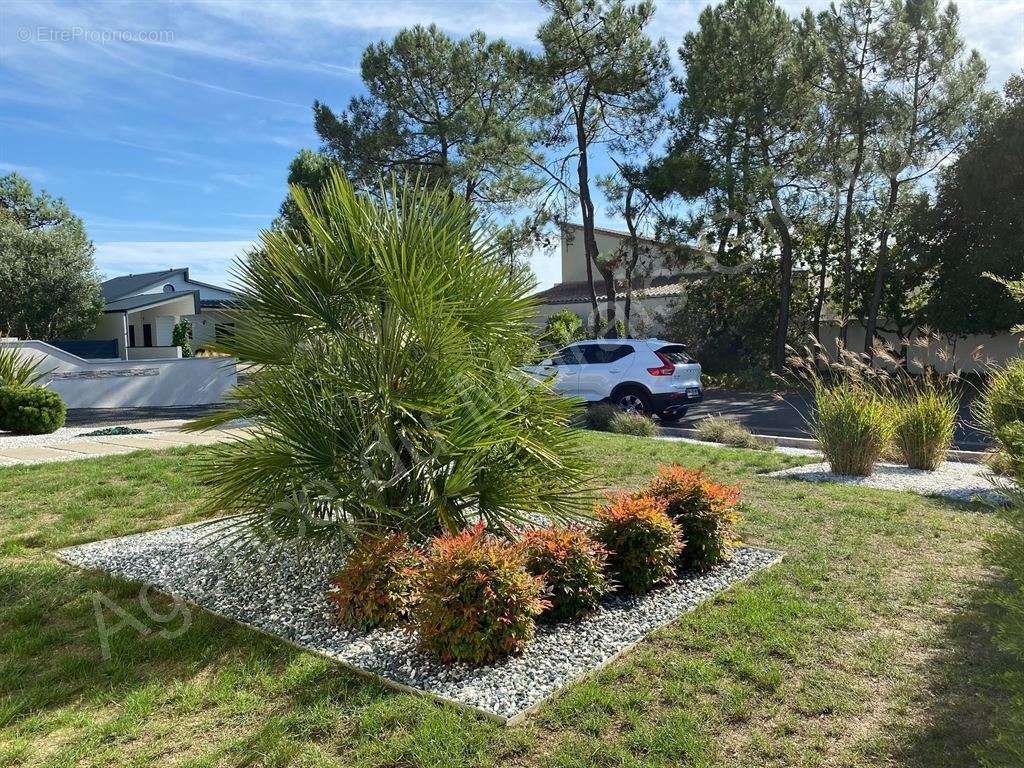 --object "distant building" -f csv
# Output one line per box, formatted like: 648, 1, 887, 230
73, 268, 239, 359
531, 222, 711, 334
